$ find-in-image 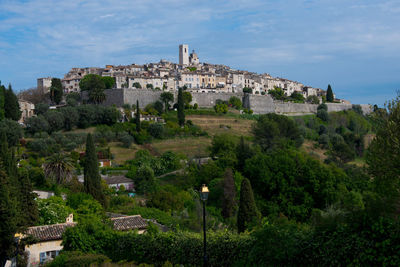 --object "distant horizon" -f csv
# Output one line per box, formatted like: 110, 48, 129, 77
1, 0, 399, 106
